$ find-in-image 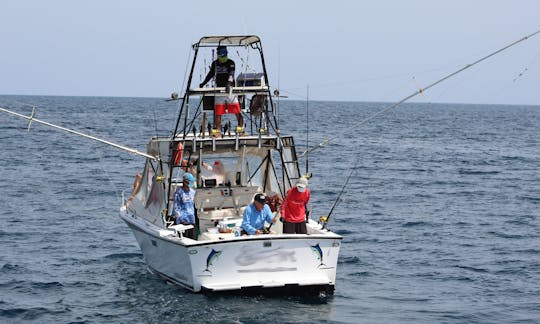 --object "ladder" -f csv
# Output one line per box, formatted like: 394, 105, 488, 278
279, 136, 301, 190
